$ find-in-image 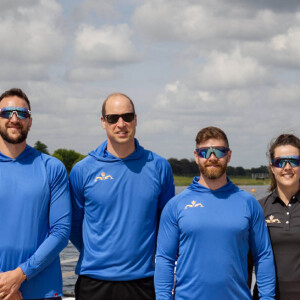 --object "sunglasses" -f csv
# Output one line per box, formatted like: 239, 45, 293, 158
104, 113, 135, 124
0, 107, 31, 120
271, 156, 300, 168
195, 147, 230, 159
